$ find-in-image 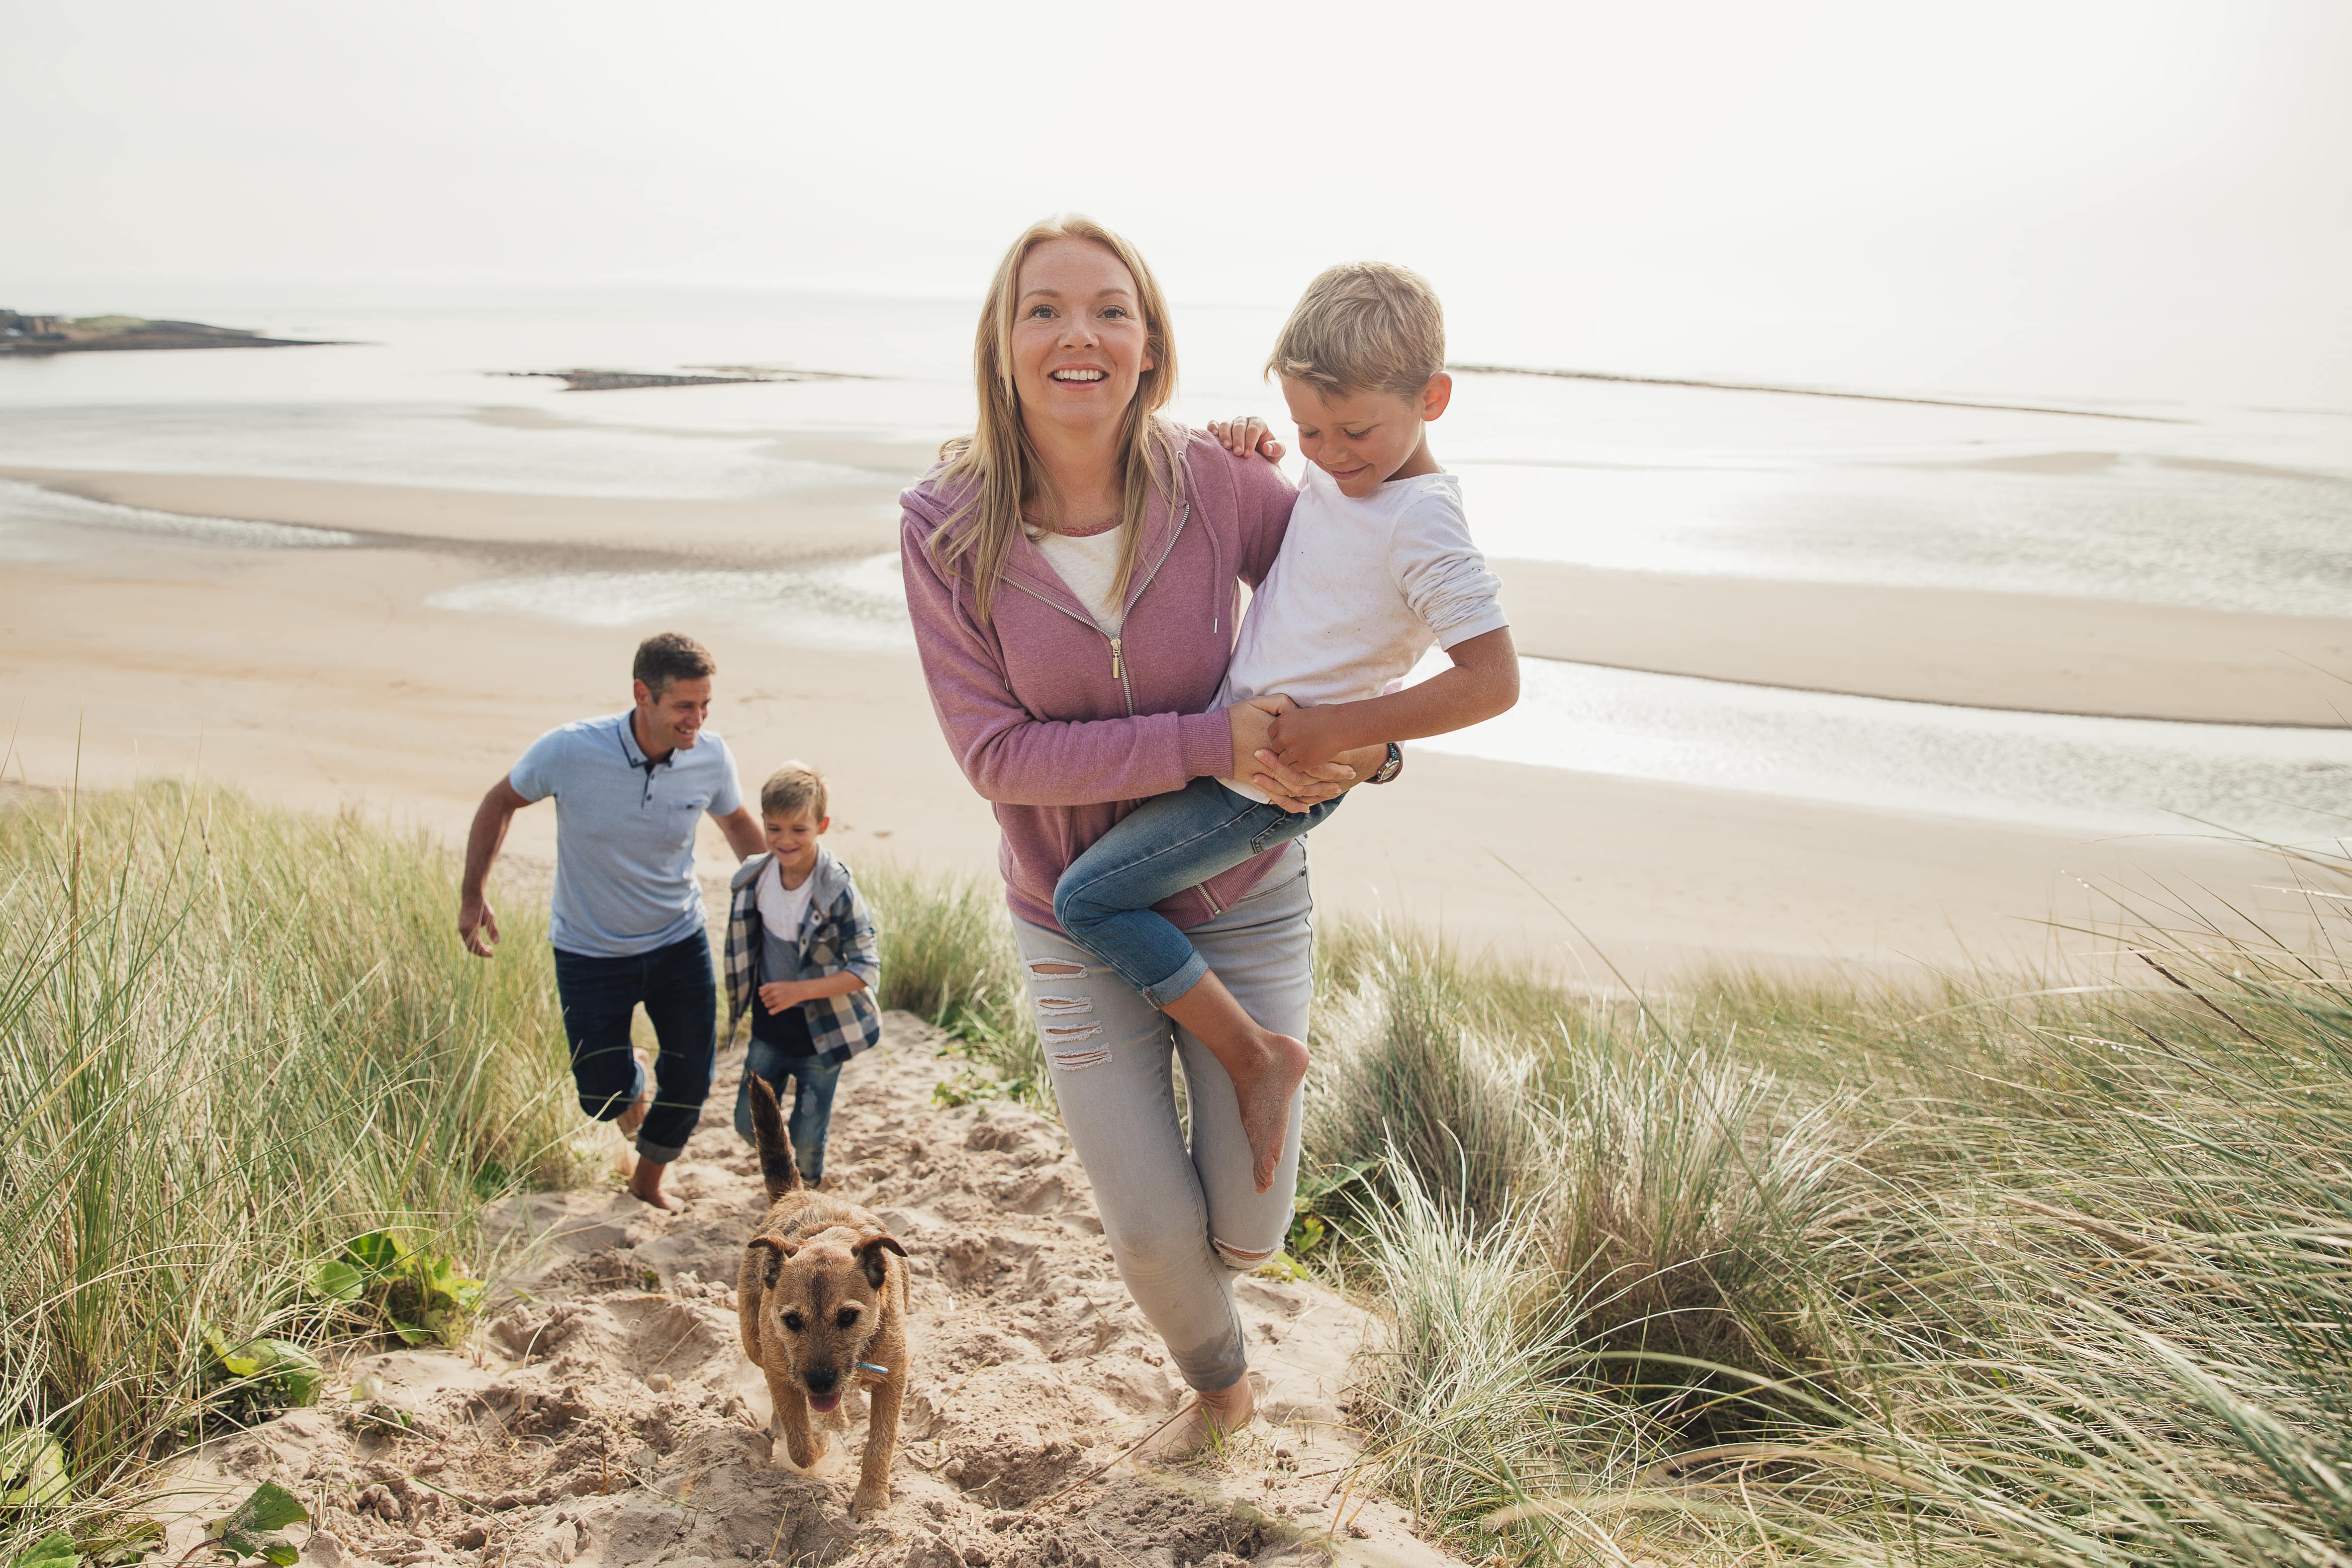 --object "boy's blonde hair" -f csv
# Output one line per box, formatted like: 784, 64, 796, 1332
759, 761, 827, 822
1266, 261, 1446, 401
929, 214, 1187, 622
